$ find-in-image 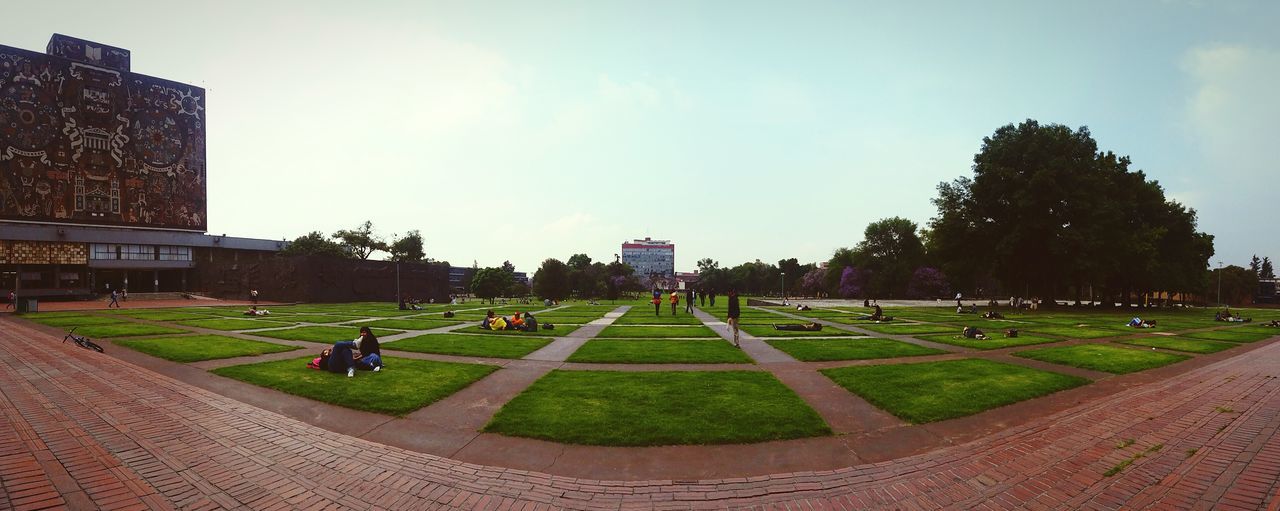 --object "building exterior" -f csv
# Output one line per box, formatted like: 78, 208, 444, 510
1, 34, 282, 298
621, 237, 675, 281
